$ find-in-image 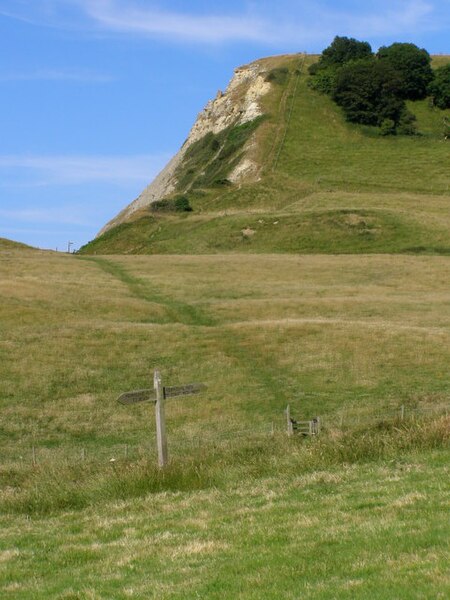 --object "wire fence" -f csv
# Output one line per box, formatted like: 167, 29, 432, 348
7, 402, 449, 468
